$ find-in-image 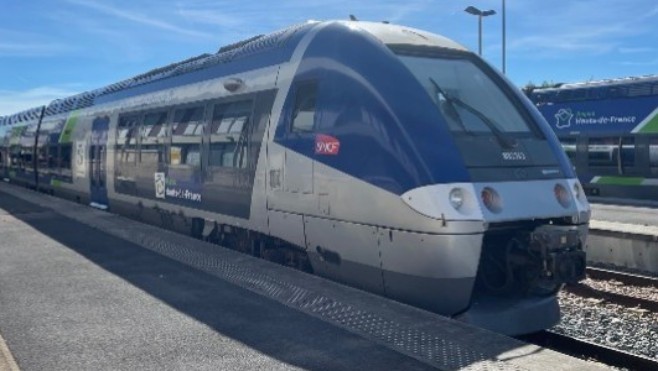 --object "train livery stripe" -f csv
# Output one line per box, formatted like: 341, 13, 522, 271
634, 107, 658, 133
59, 110, 80, 143
590, 175, 655, 186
